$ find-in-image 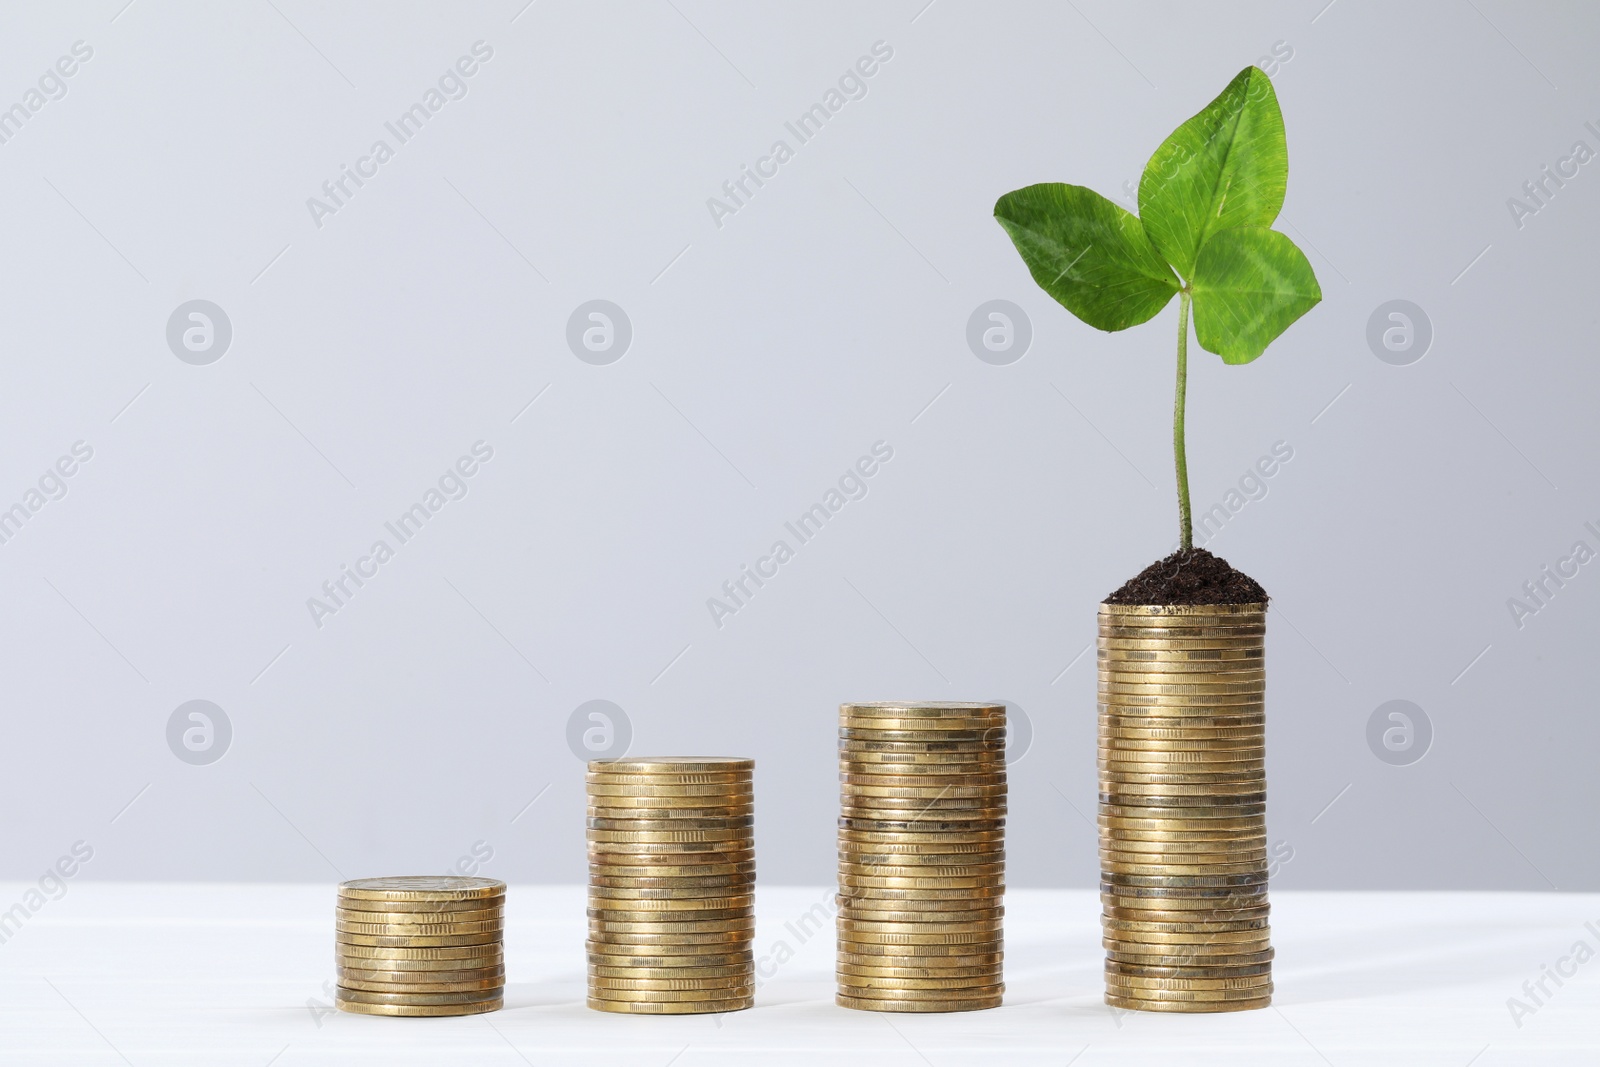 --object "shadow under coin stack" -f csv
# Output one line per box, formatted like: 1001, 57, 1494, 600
1098, 602, 1272, 1012
836, 701, 1006, 1013
334, 876, 506, 1017
586, 757, 756, 1014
